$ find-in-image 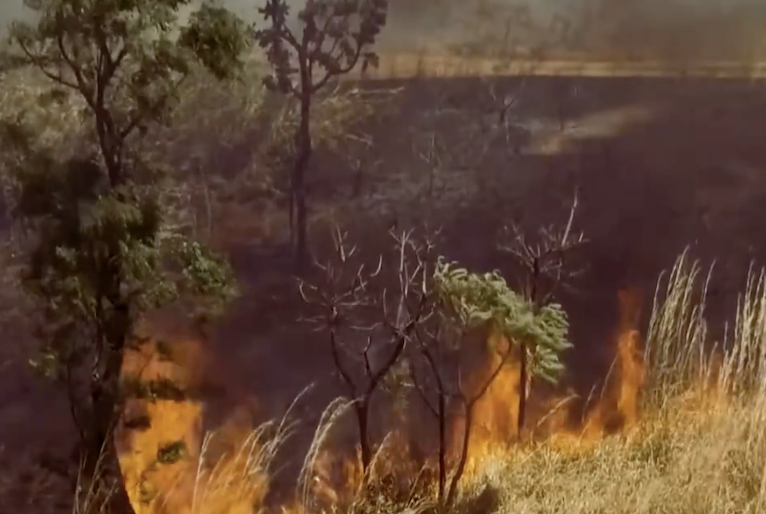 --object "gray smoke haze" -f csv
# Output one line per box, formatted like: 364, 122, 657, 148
2, 0, 766, 59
